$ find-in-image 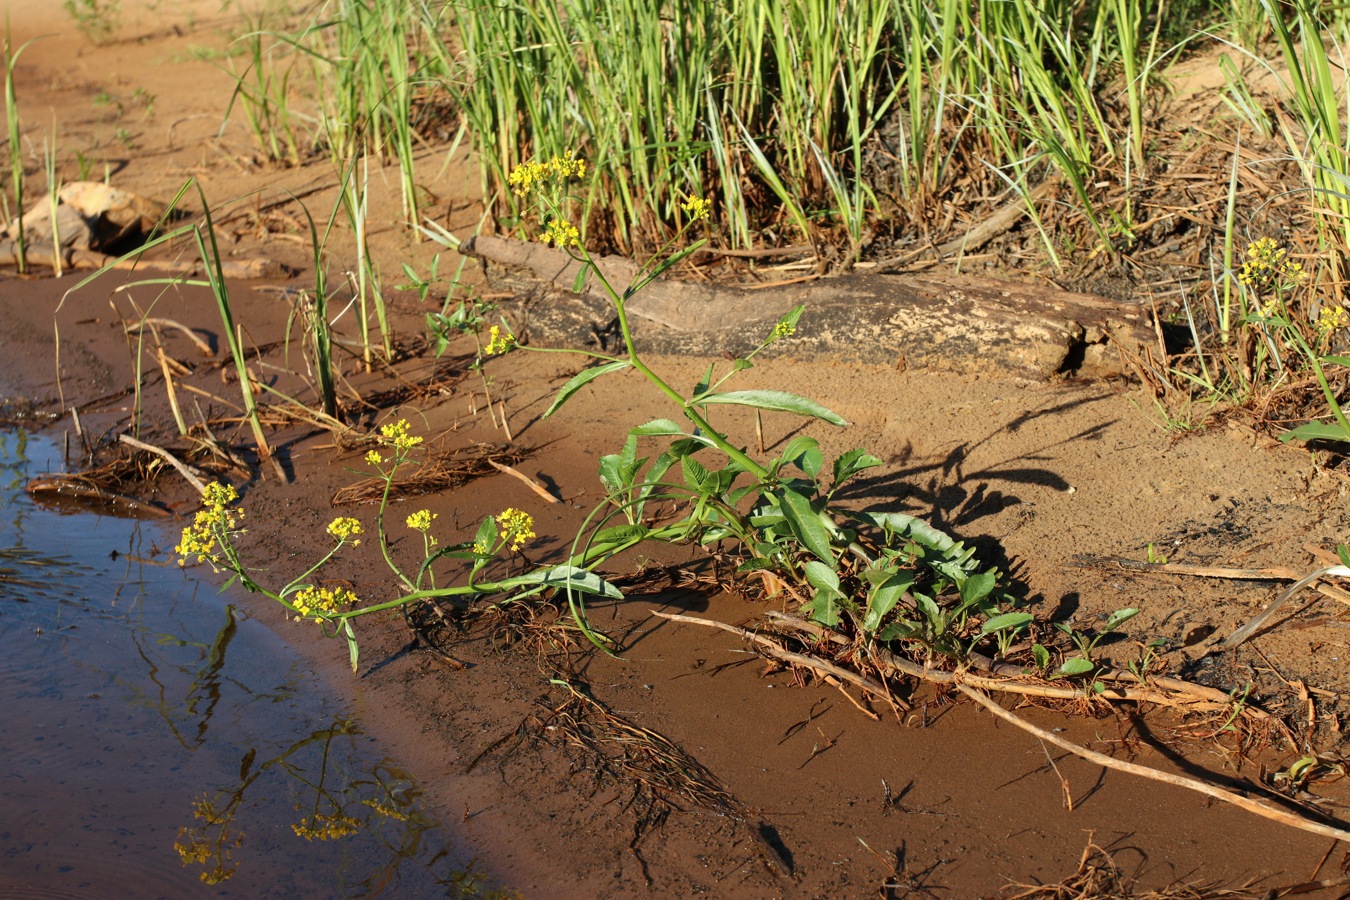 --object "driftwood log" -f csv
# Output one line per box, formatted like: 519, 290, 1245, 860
462, 234, 1153, 379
